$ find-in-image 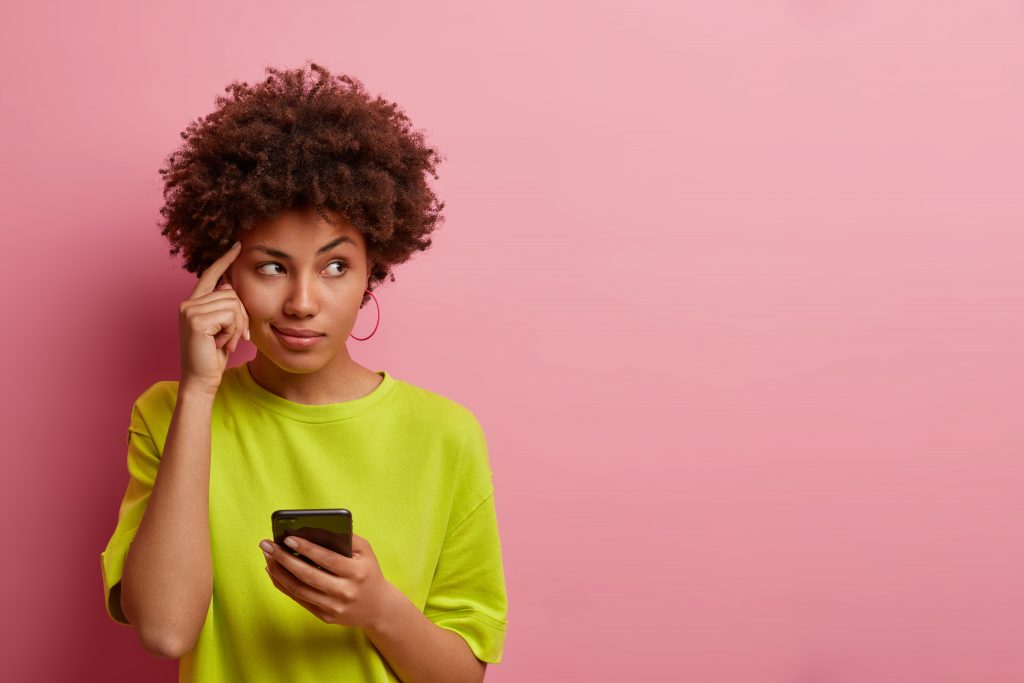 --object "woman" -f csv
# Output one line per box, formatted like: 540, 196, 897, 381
100, 62, 508, 683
